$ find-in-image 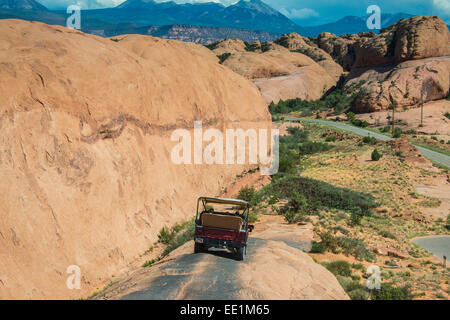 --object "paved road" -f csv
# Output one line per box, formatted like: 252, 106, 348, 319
284, 117, 450, 168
